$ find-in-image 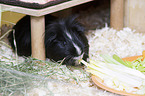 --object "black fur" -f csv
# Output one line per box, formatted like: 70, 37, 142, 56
8, 15, 89, 65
